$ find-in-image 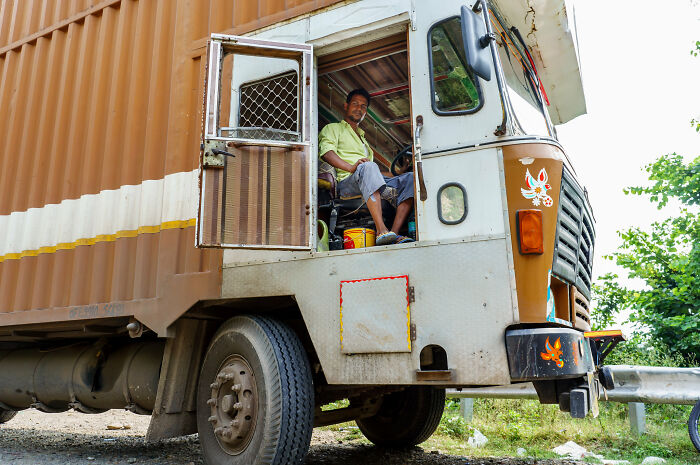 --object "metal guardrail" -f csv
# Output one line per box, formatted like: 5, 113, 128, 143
447, 365, 700, 405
